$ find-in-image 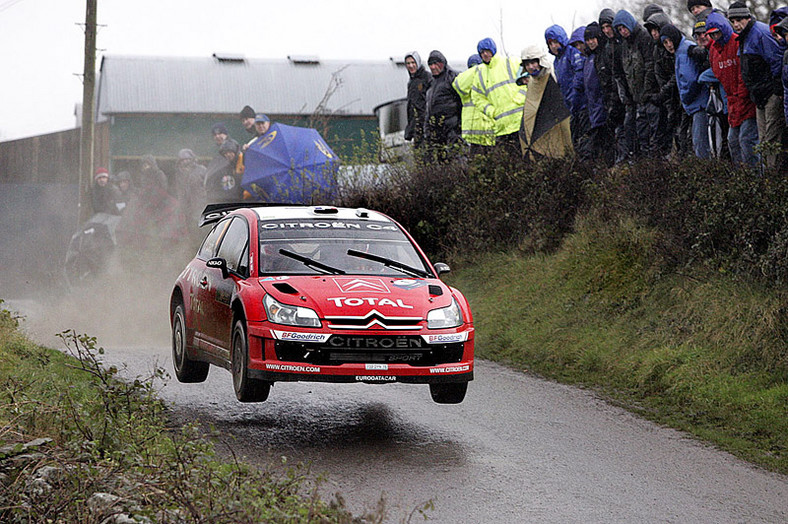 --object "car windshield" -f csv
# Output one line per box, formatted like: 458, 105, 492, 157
258, 218, 432, 276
